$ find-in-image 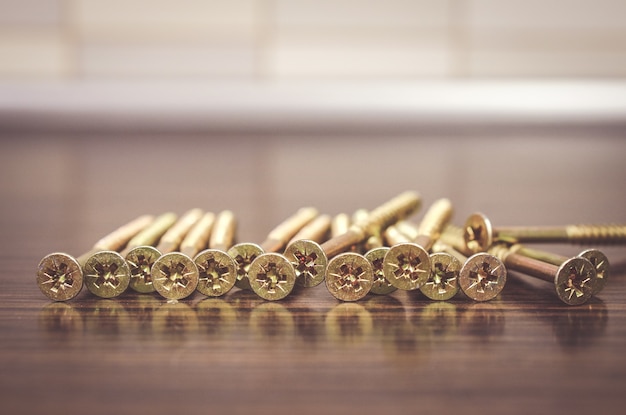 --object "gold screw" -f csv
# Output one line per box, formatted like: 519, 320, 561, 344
364, 247, 397, 295
37, 214, 154, 301
122, 212, 178, 293
151, 209, 204, 300
464, 212, 626, 253
383, 198, 453, 291
247, 208, 318, 300
508, 245, 609, 295
195, 210, 238, 297
284, 214, 331, 288
325, 253, 374, 302
490, 244, 596, 306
